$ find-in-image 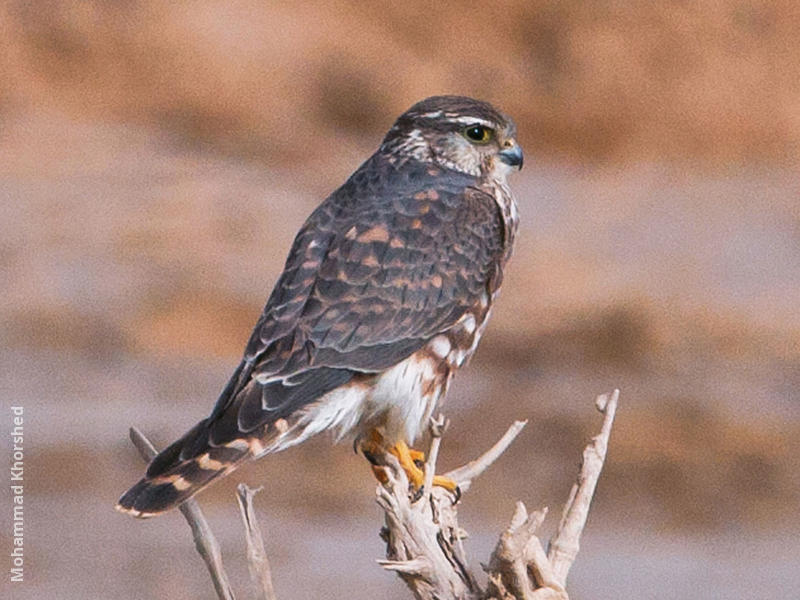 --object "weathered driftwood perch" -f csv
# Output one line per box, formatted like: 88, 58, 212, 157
129, 426, 237, 600
375, 389, 618, 600
126, 389, 618, 600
